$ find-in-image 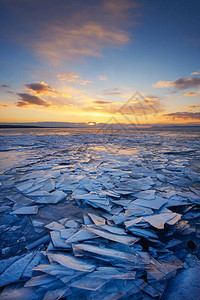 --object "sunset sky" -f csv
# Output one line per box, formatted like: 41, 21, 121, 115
0, 0, 200, 125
